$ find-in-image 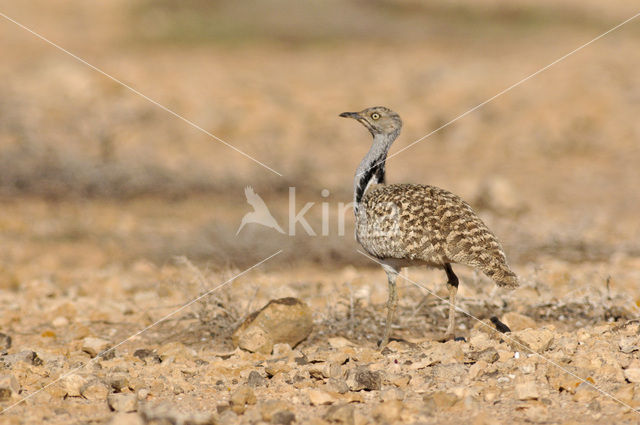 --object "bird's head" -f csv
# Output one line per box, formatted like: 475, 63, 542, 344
339, 106, 402, 137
